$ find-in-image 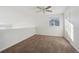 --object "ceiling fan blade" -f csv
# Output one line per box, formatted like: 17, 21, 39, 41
46, 10, 52, 12
45, 6, 51, 9
37, 6, 42, 9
